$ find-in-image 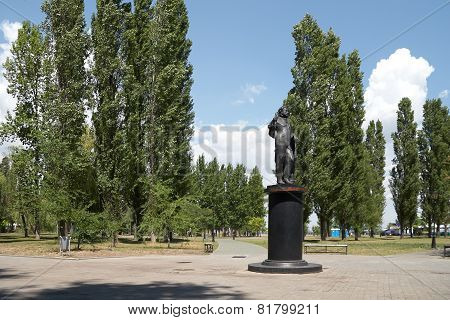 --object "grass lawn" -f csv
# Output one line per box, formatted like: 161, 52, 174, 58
238, 235, 450, 256
0, 232, 209, 257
